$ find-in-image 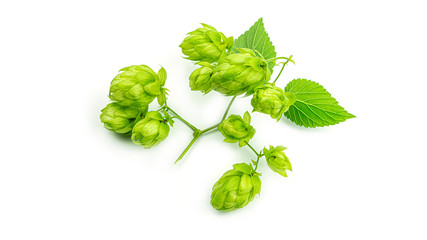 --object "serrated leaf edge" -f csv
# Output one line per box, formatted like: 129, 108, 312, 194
284, 79, 355, 128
